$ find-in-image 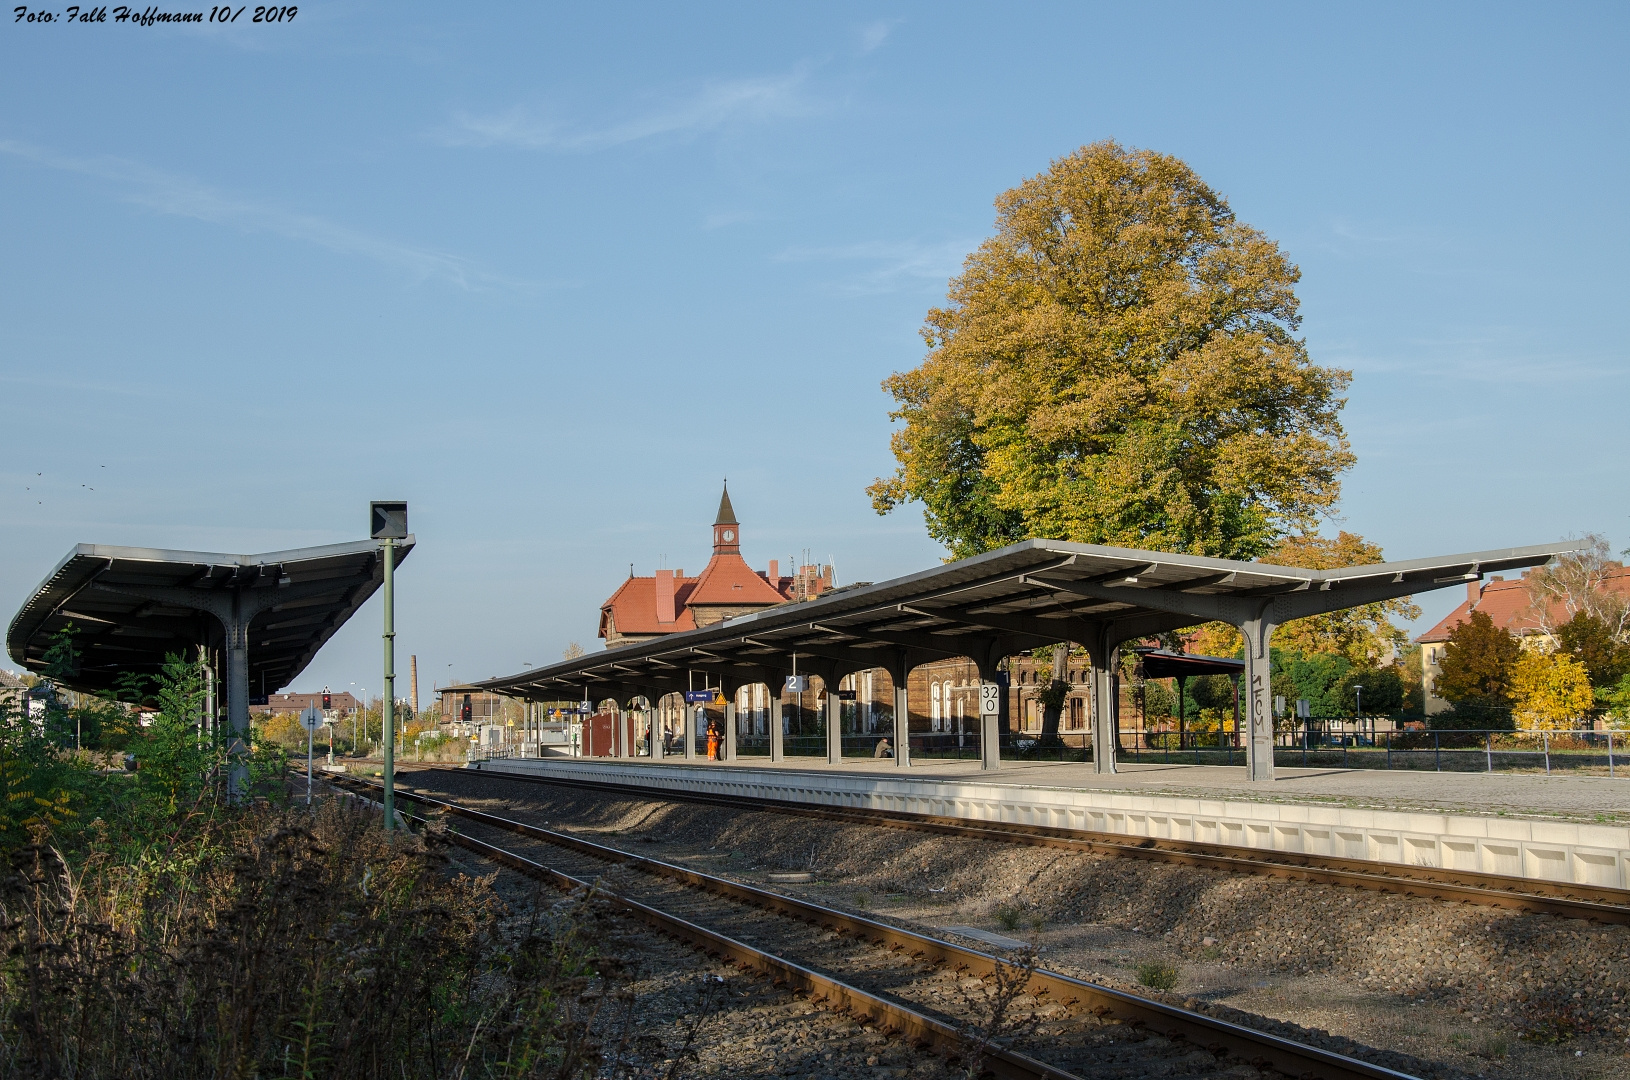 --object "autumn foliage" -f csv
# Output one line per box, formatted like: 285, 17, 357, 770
1434, 610, 1522, 711
870, 141, 1353, 560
